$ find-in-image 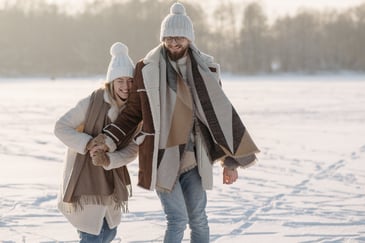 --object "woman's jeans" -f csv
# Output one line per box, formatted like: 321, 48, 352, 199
78, 218, 117, 243
157, 167, 210, 243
